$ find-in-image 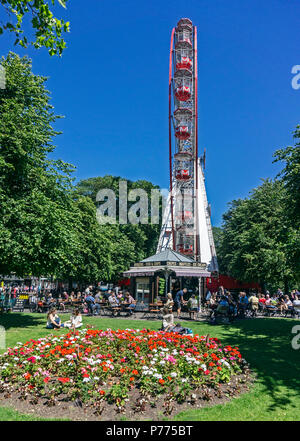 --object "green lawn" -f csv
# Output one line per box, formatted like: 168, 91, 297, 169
0, 312, 299, 421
